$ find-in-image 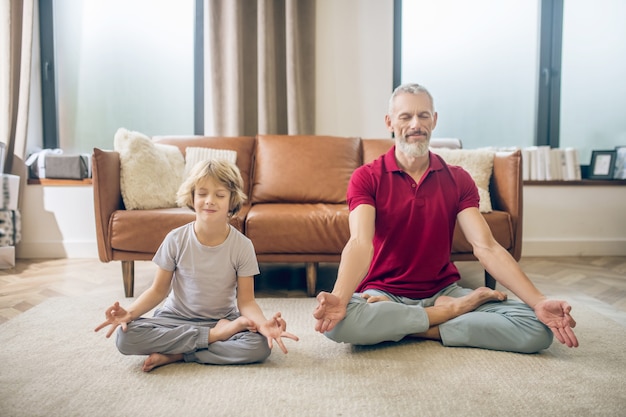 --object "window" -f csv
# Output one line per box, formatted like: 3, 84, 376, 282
559, 0, 626, 163
396, 0, 626, 164
37, 0, 198, 154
